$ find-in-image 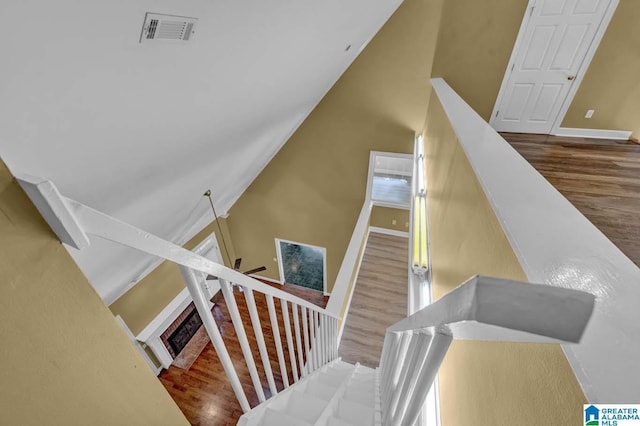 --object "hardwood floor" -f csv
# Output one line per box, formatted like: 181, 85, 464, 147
159, 282, 327, 425
160, 135, 638, 424
502, 132, 640, 267
339, 232, 409, 368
